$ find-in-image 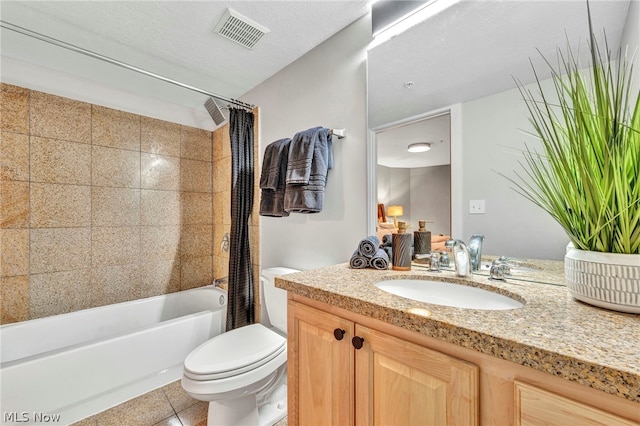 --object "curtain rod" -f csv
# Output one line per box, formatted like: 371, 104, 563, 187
0, 20, 255, 110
